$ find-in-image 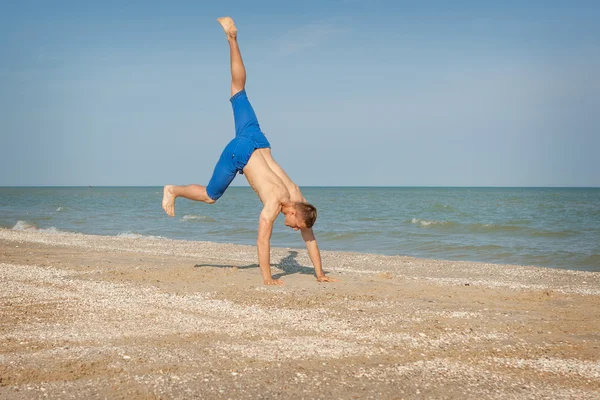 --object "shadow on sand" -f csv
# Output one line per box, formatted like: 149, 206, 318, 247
194, 250, 318, 279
